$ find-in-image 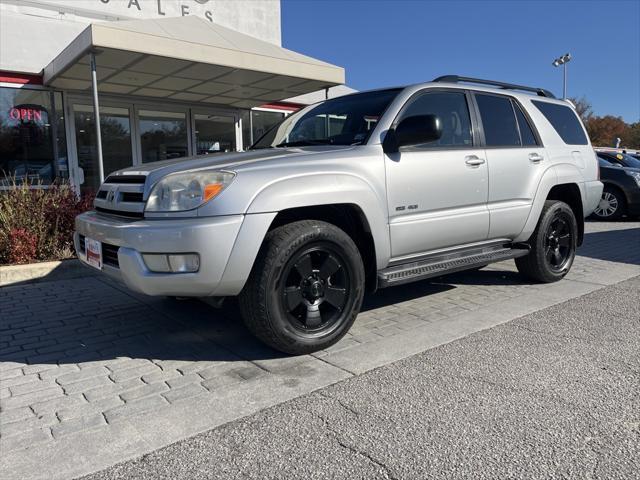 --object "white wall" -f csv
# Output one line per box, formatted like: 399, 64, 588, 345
0, 0, 281, 74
